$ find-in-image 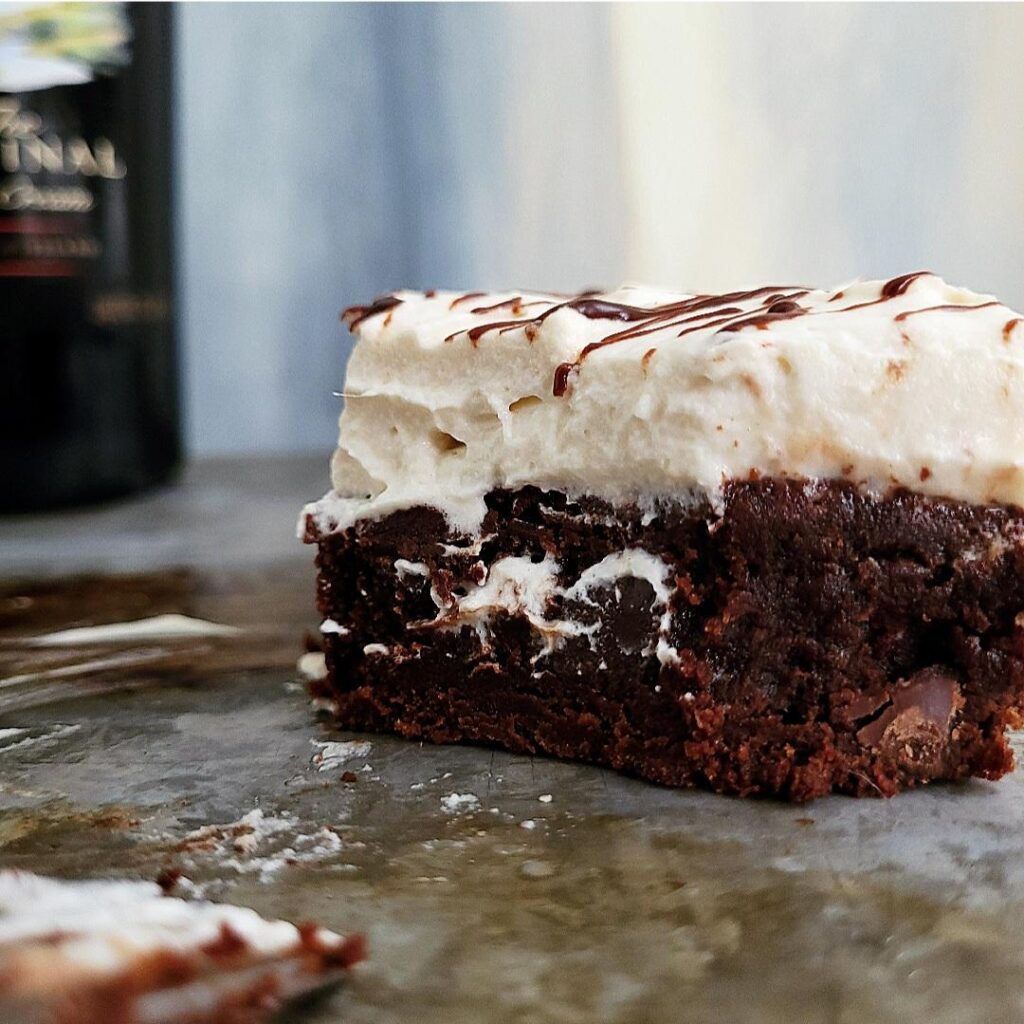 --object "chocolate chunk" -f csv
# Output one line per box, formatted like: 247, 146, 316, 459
844, 691, 890, 722
856, 668, 963, 776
